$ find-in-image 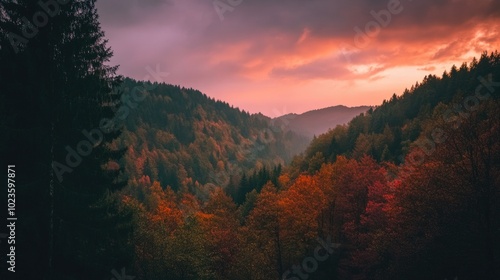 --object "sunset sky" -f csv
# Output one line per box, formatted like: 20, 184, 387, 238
96, 0, 500, 116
